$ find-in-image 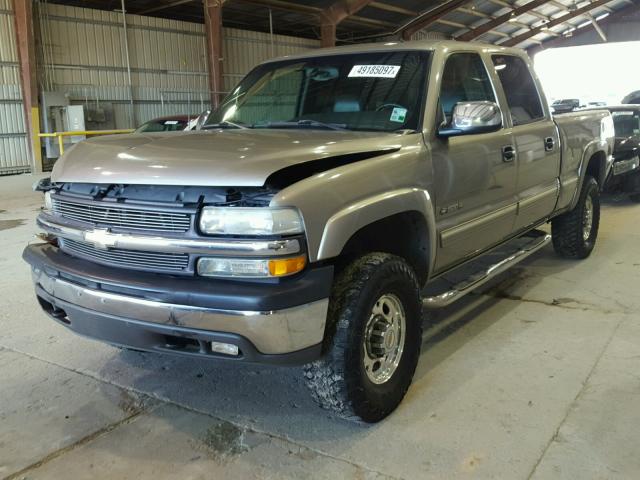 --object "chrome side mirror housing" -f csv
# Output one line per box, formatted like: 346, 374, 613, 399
438, 101, 503, 137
